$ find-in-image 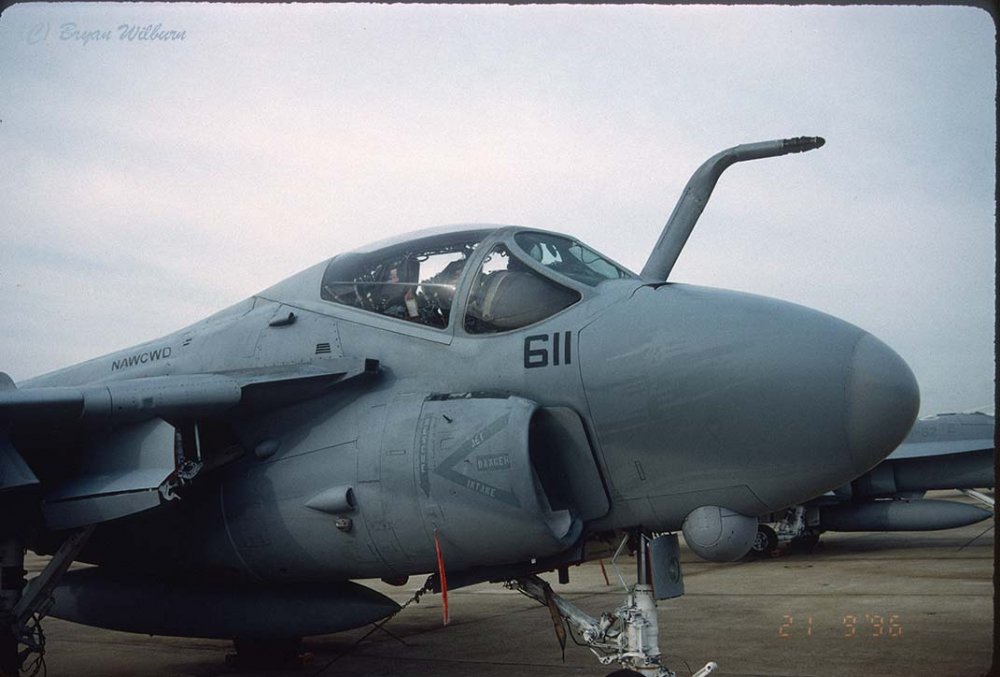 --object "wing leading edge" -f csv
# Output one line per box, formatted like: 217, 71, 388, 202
0, 358, 379, 529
